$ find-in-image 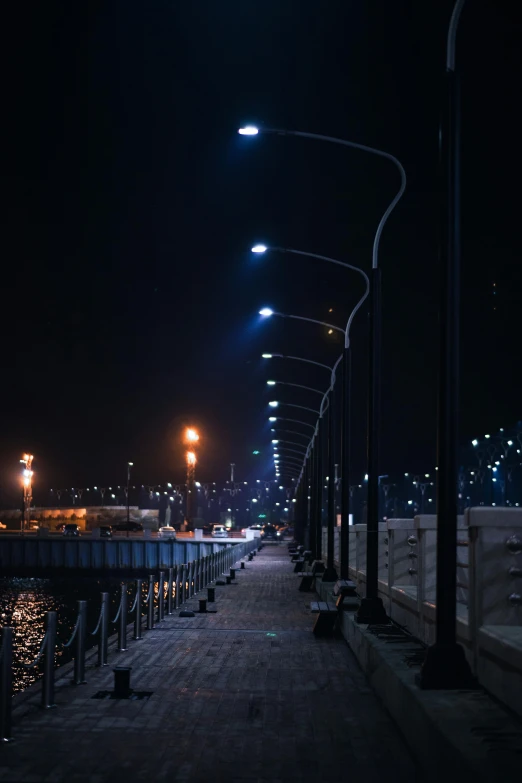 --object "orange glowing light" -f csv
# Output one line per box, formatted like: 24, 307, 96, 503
186, 451, 196, 466
184, 428, 199, 444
